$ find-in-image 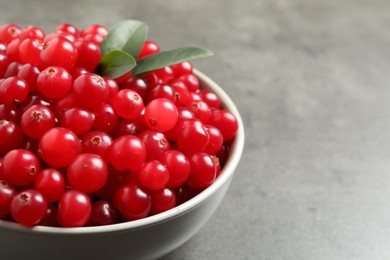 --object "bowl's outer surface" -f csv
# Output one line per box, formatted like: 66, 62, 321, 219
0, 70, 245, 260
